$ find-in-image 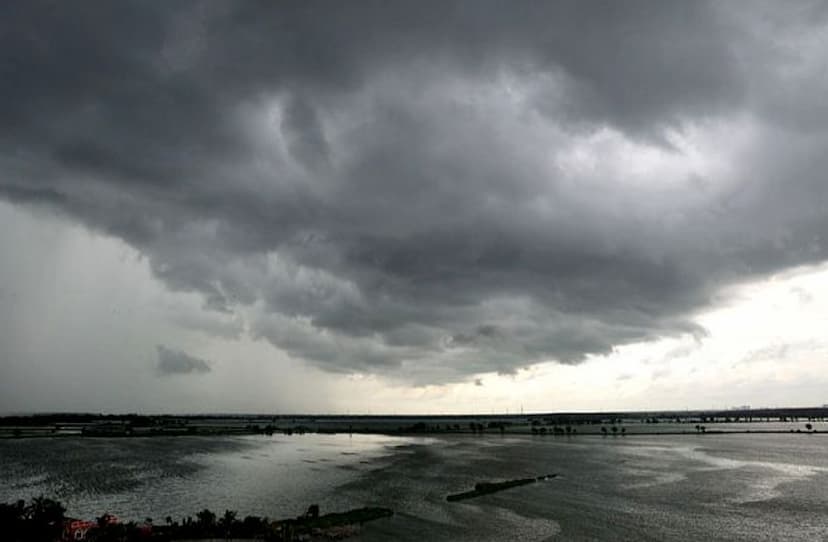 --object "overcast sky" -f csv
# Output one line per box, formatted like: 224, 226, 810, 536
2, 1, 828, 414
